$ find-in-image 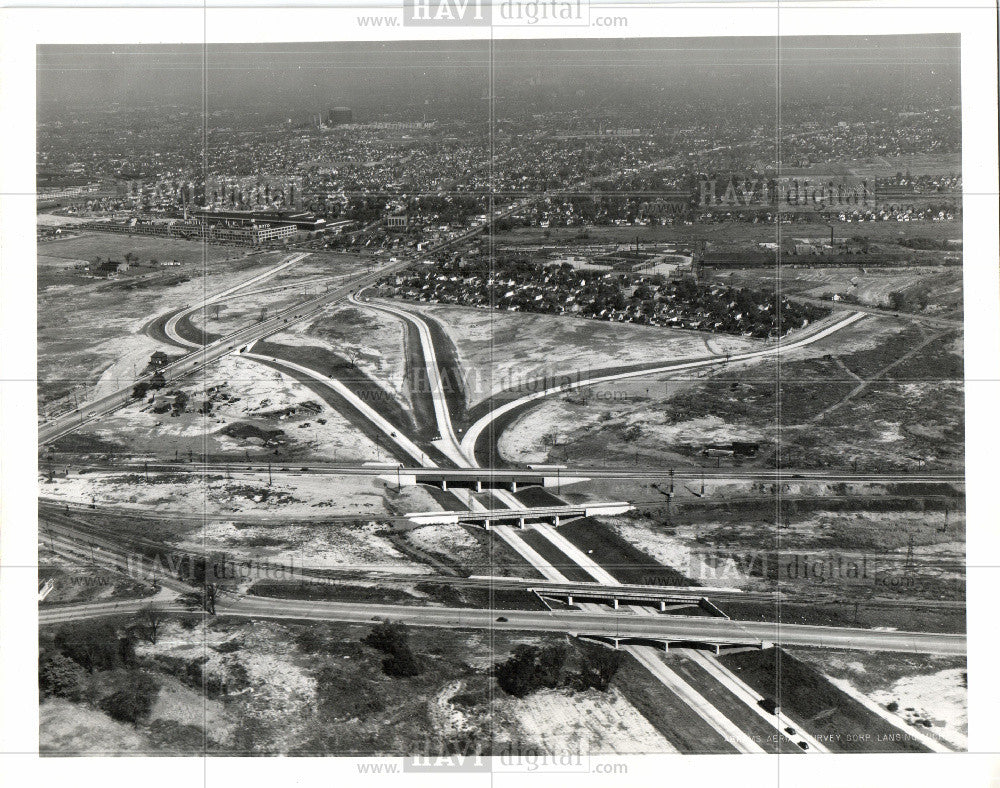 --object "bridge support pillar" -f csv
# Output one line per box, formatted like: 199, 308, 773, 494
475, 480, 483, 493
612, 638, 620, 650
518, 517, 526, 529
566, 595, 573, 606
511, 481, 519, 493
663, 641, 670, 652
612, 598, 619, 610
441, 479, 448, 491
714, 643, 721, 656
553, 515, 561, 527
659, 600, 666, 612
